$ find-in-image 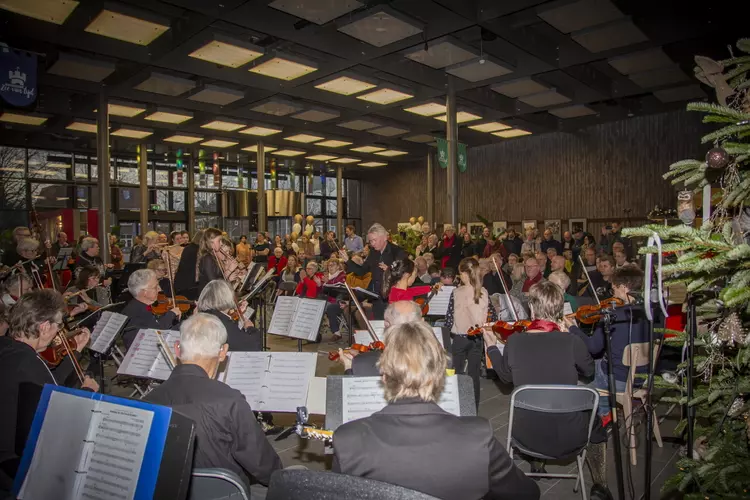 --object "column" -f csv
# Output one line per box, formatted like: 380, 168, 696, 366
97, 90, 110, 265
446, 77, 458, 227
257, 142, 266, 233
427, 152, 434, 229
187, 151, 195, 235
336, 165, 343, 239
138, 144, 149, 235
